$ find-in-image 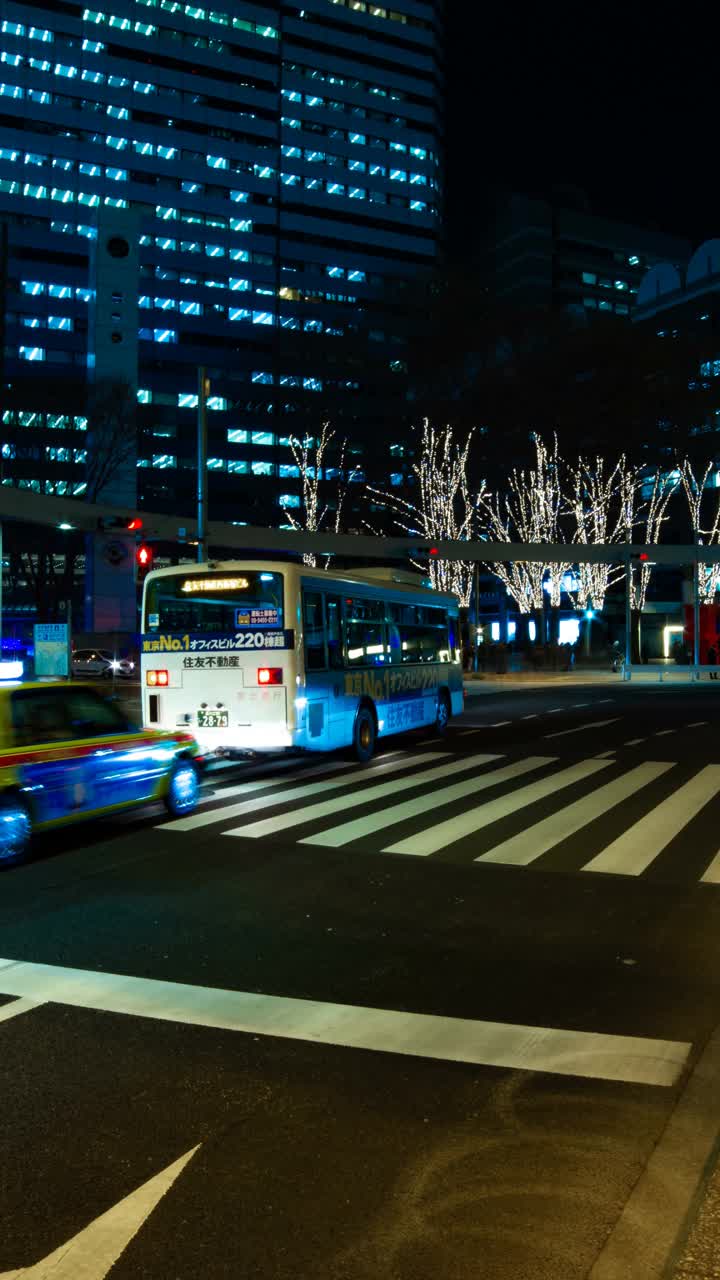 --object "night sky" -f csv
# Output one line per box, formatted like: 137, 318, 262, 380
445, 11, 716, 259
